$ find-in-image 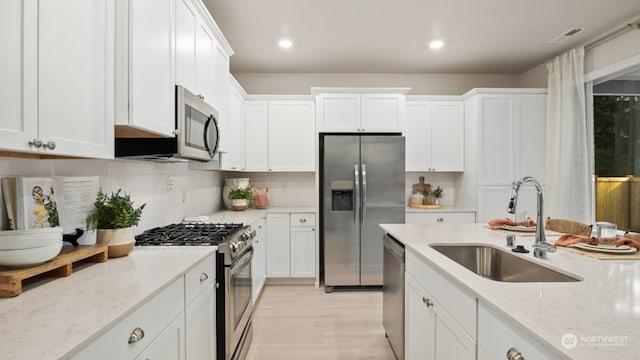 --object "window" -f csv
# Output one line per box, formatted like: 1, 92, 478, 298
593, 72, 640, 232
